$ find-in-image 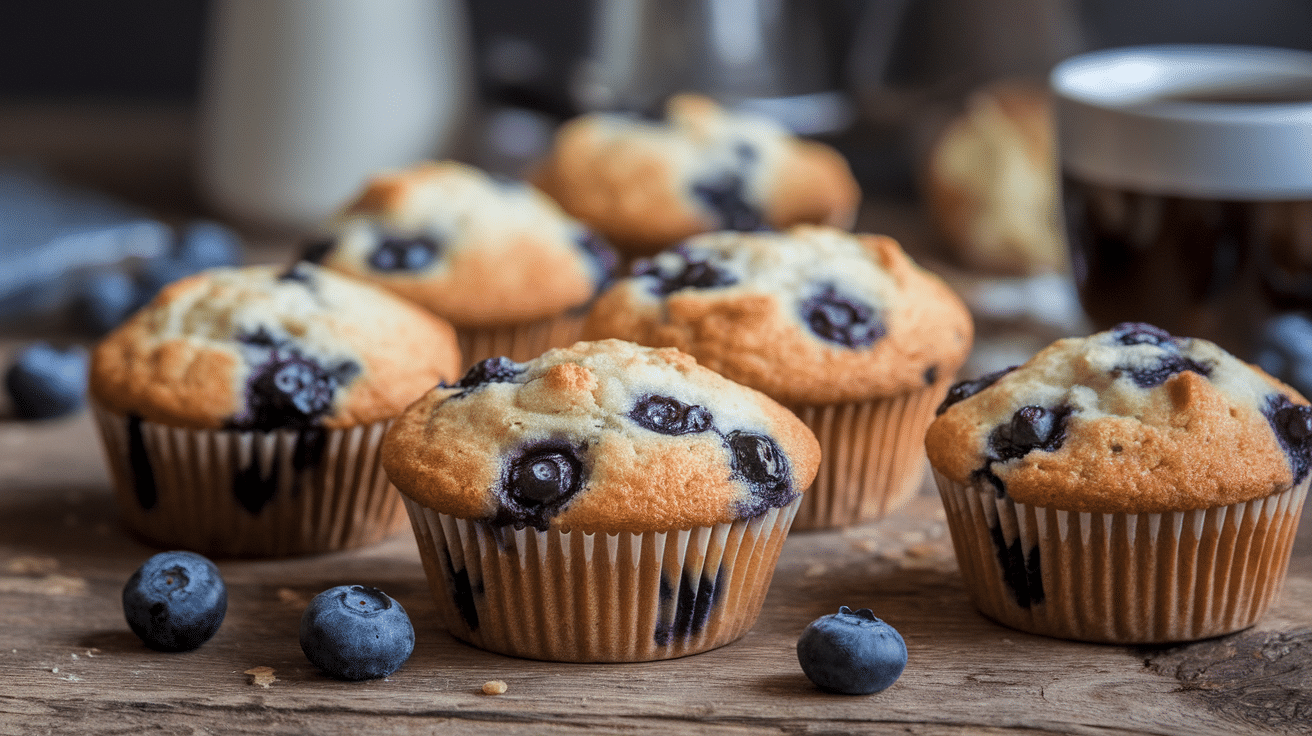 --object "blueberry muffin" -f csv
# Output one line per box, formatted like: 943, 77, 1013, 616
382, 339, 821, 662
583, 225, 974, 530
302, 160, 618, 369
90, 263, 462, 557
925, 322, 1311, 643
532, 94, 861, 258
